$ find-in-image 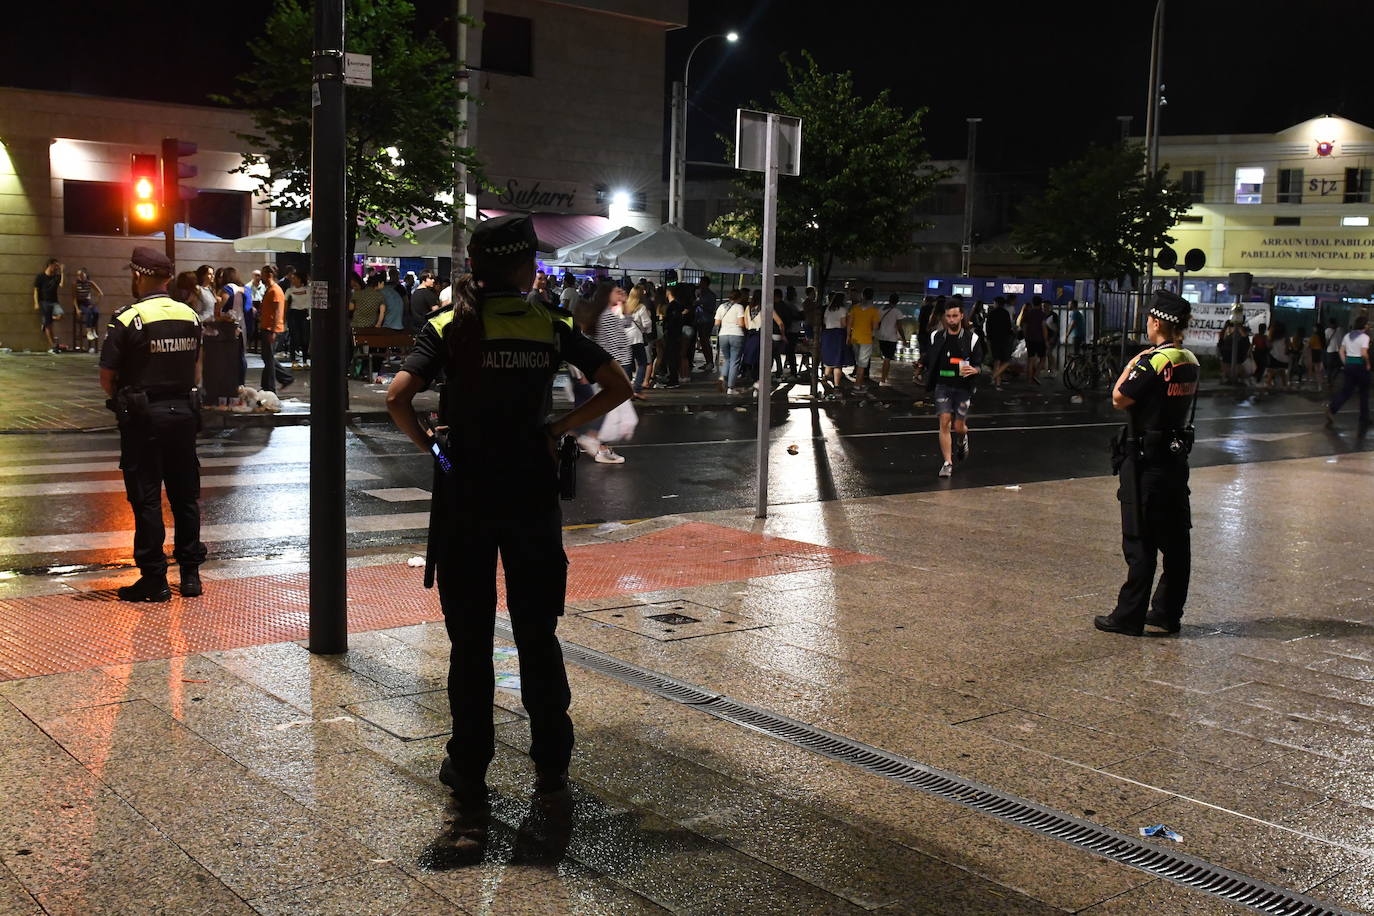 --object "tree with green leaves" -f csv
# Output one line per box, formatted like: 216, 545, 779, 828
1013, 143, 1192, 288
709, 51, 948, 301
215, 0, 482, 257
